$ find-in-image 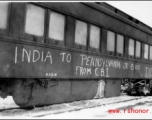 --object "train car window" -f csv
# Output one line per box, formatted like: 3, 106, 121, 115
75, 20, 87, 46
0, 3, 9, 29
107, 31, 115, 54
150, 46, 152, 61
144, 44, 149, 60
89, 25, 100, 49
48, 12, 65, 41
135, 41, 141, 59
25, 4, 45, 37
128, 38, 134, 58
116, 34, 124, 56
